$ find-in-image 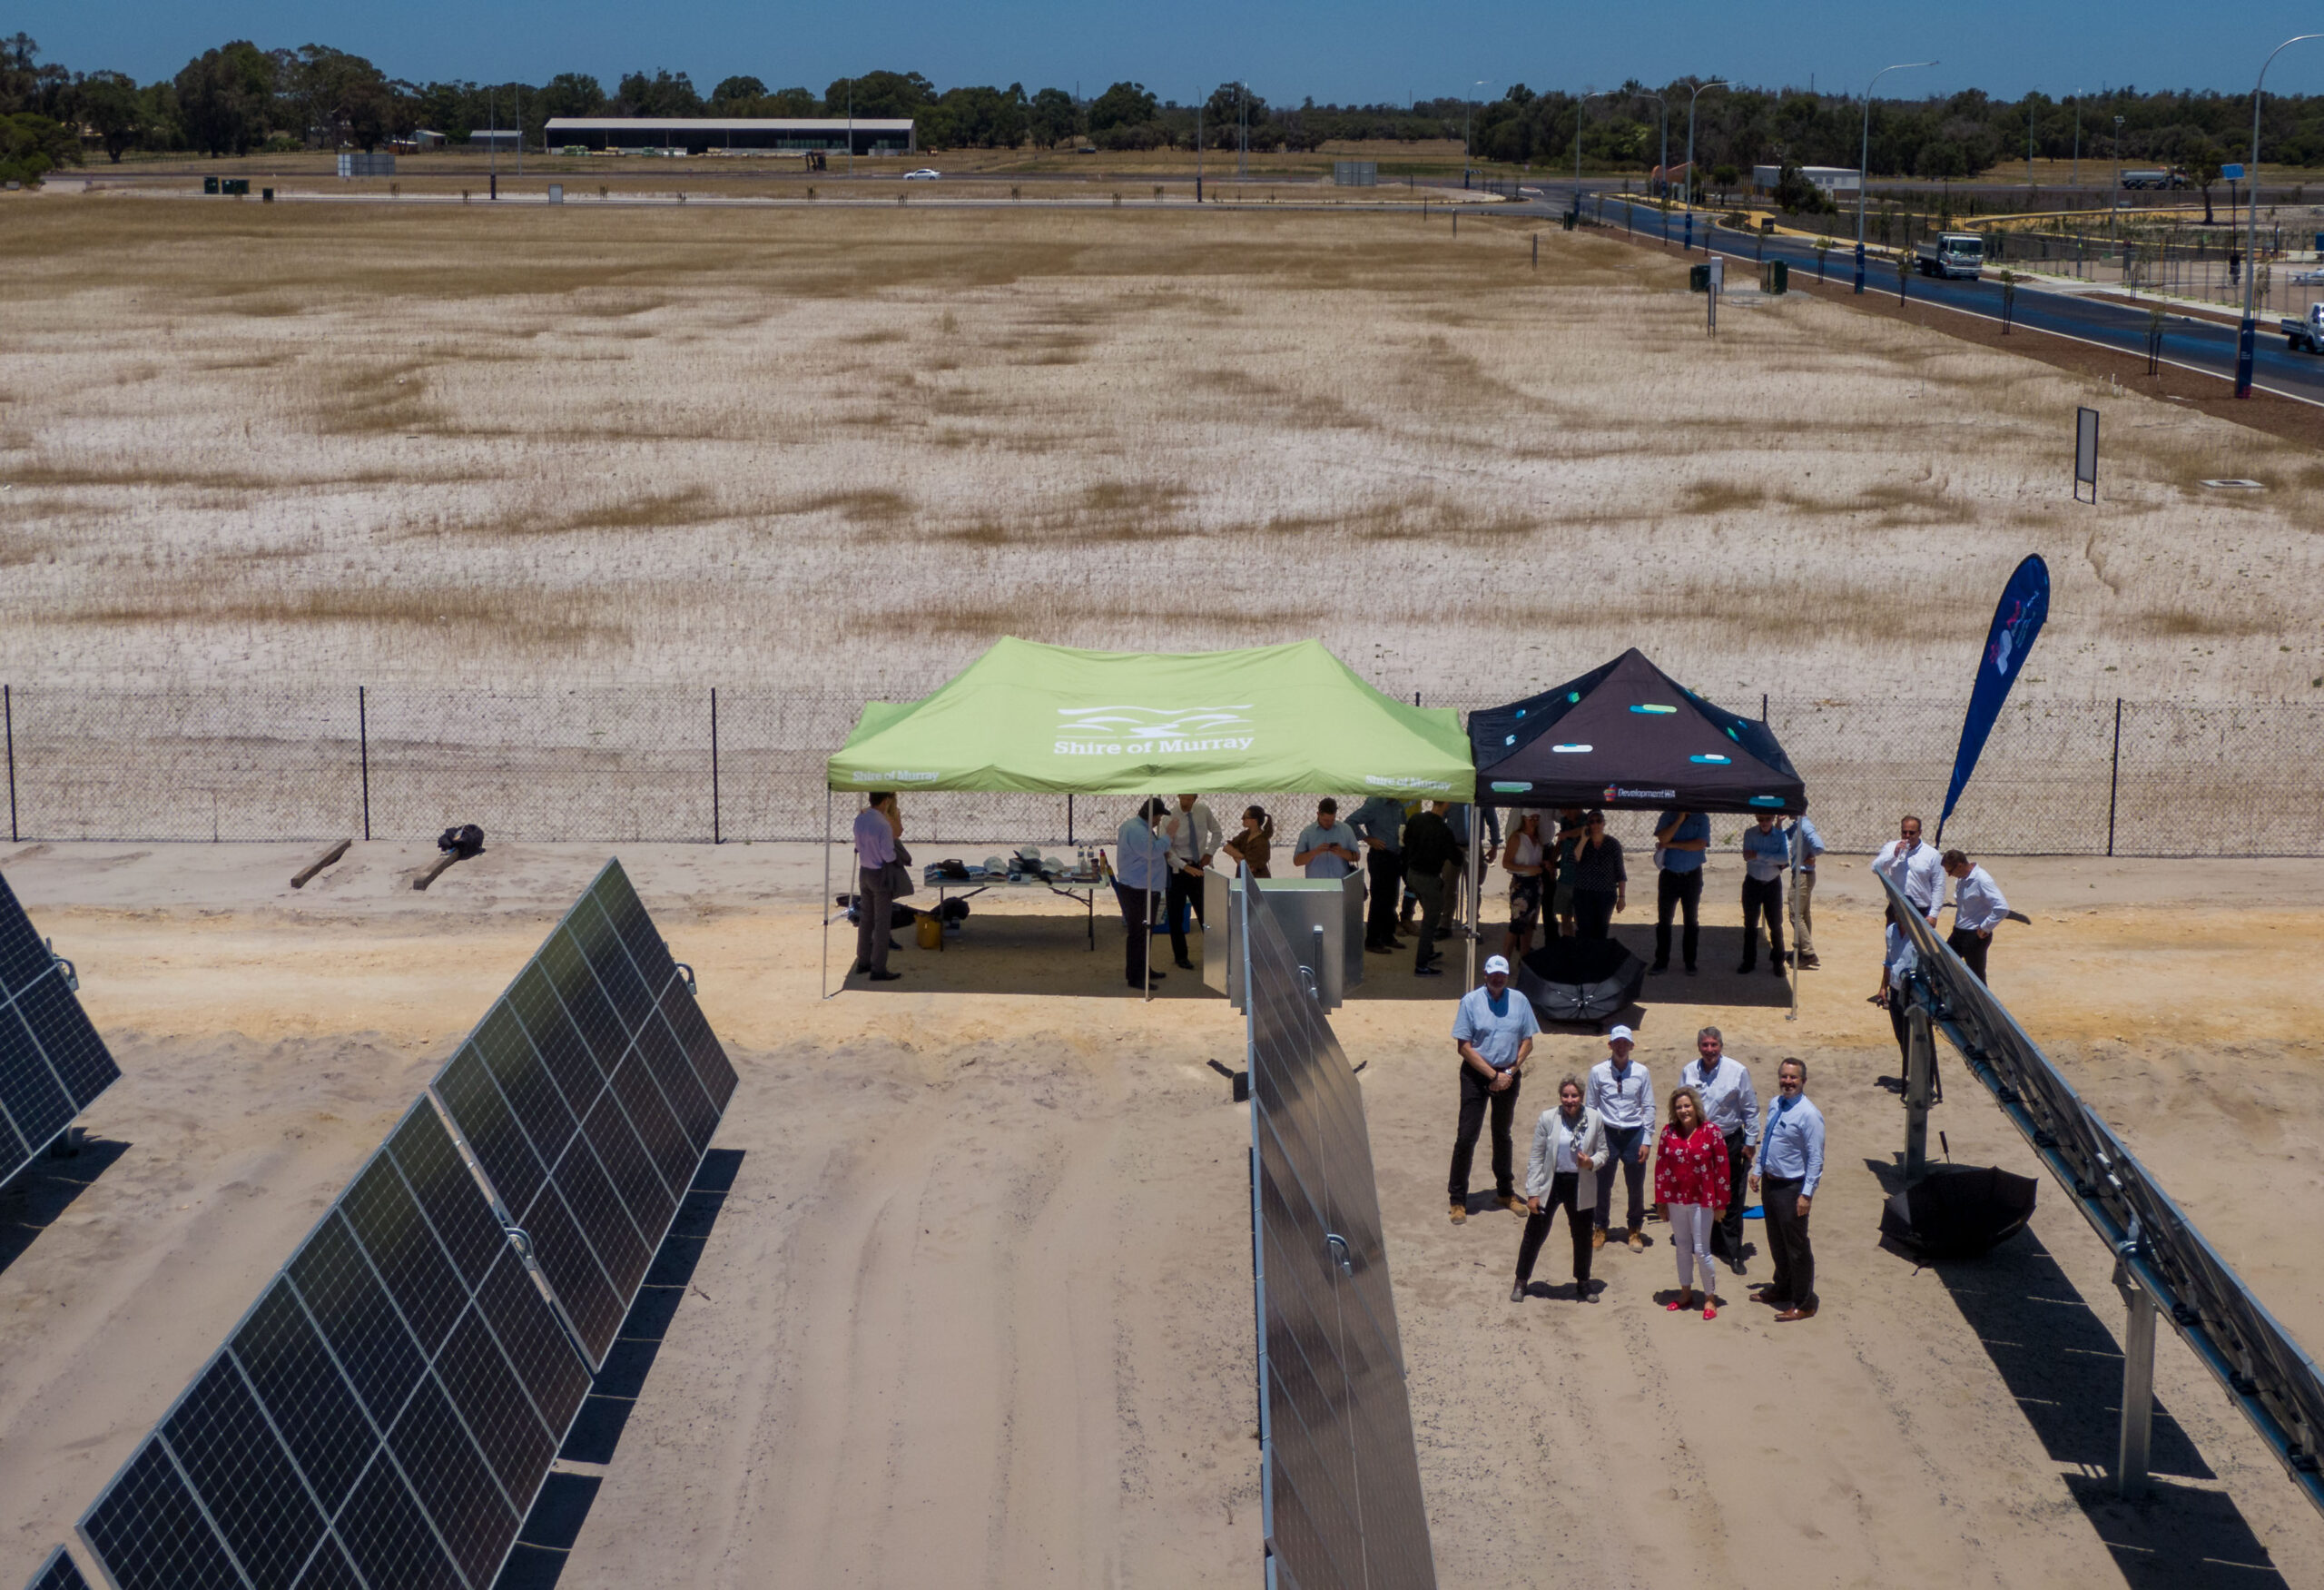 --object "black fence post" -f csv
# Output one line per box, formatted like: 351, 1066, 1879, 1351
1066, 794, 1074, 844
1761, 691, 1769, 721
2105, 697, 2122, 858
4, 684, 15, 844
710, 686, 721, 844
358, 686, 371, 842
